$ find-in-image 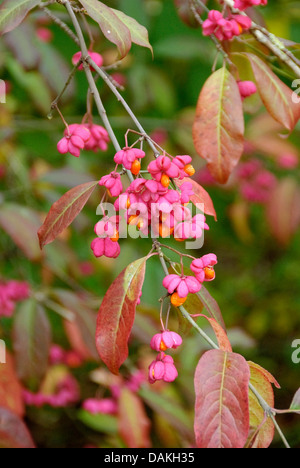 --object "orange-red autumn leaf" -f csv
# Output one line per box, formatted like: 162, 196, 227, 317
118, 388, 151, 448
193, 67, 244, 184
0, 353, 24, 418
194, 349, 250, 448
247, 362, 276, 448
244, 53, 300, 131
96, 257, 147, 374
175, 177, 217, 220
38, 180, 98, 249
